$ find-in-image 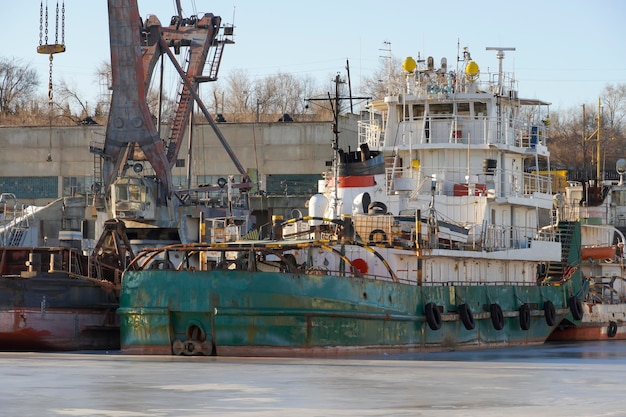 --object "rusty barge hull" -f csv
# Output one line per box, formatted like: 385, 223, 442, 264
548, 322, 625, 341
0, 307, 118, 351
118, 269, 582, 357
0, 247, 120, 351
